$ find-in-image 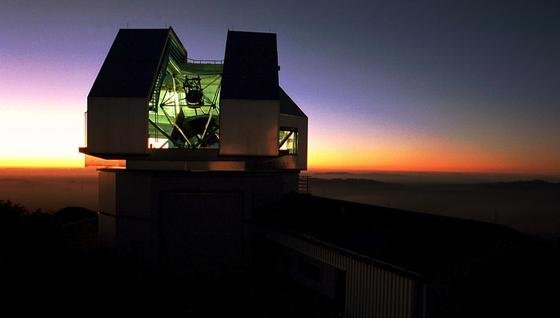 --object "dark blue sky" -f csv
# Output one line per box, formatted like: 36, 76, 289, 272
1, 0, 559, 172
